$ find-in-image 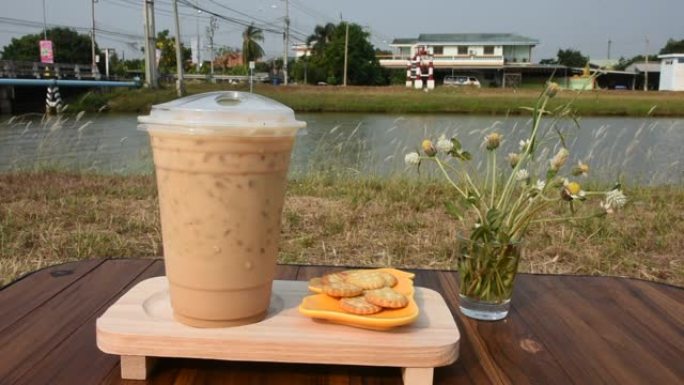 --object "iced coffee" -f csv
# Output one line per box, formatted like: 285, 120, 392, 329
139, 92, 305, 327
